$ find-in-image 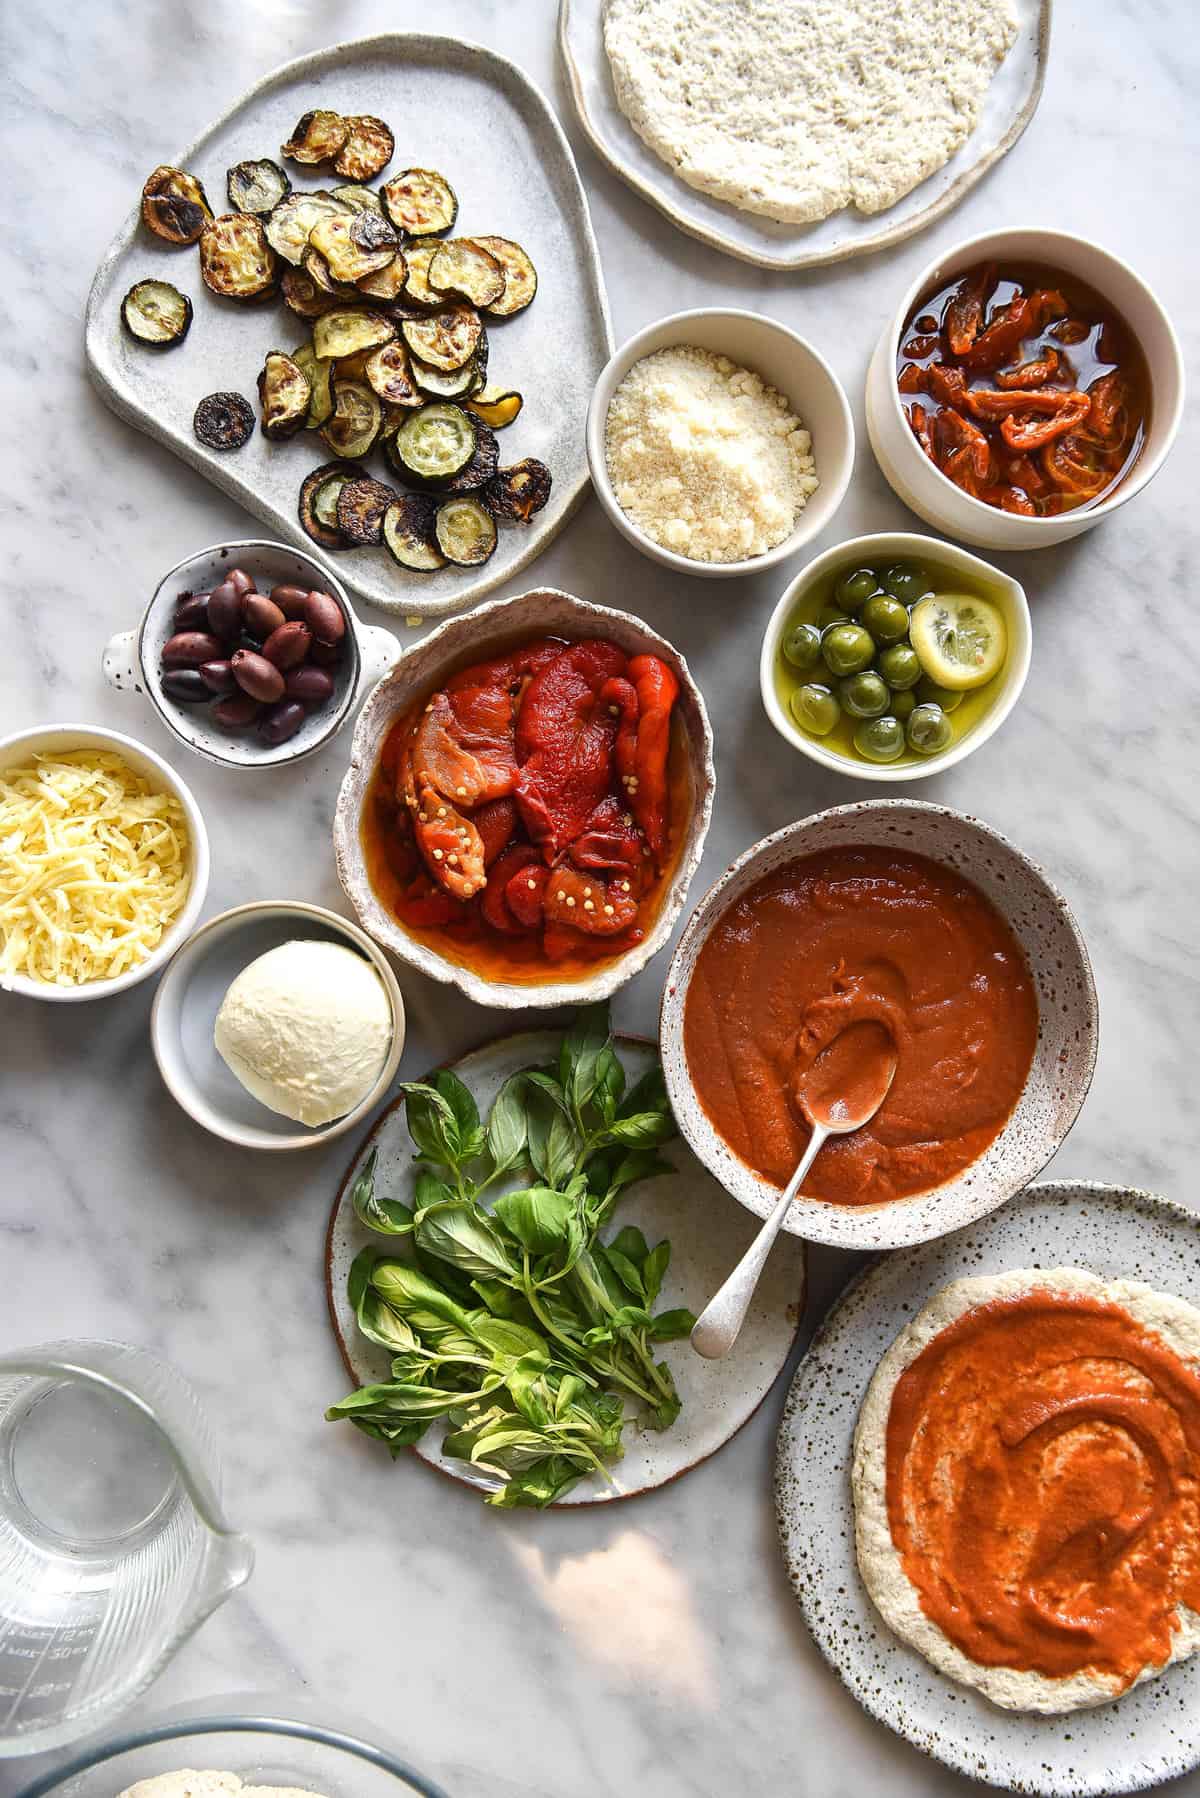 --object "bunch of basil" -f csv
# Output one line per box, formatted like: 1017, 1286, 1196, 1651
327, 1003, 696, 1508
